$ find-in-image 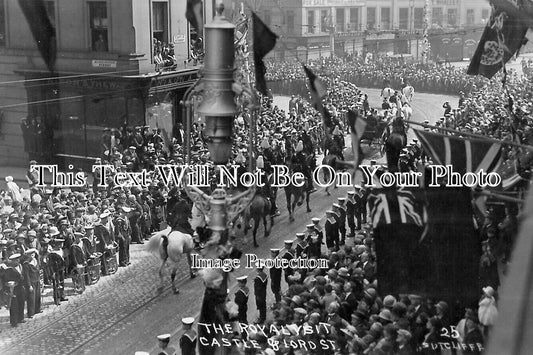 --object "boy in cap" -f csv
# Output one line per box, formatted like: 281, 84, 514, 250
180, 317, 197, 355
156, 333, 176, 355
234, 276, 249, 323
